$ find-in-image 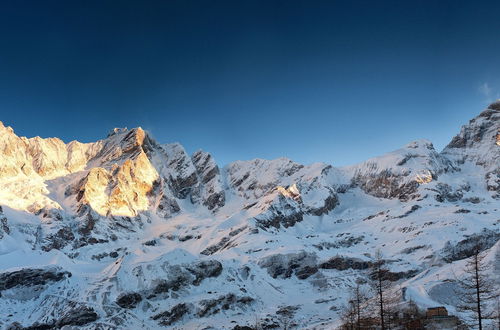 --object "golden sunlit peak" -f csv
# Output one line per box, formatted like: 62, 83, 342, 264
277, 183, 301, 201
415, 170, 433, 184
